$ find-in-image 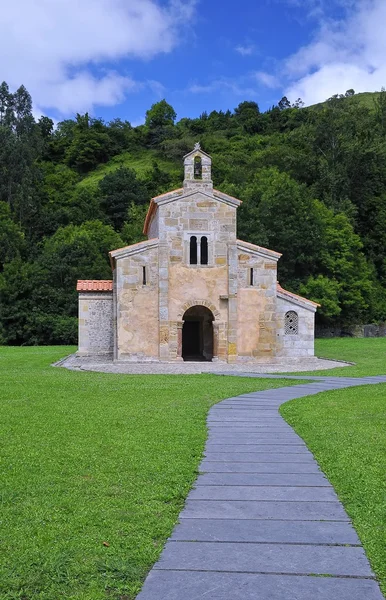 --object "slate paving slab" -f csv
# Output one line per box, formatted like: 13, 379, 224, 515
171, 518, 360, 544
203, 452, 316, 462
136, 377, 385, 599
199, 461, 320, 473
137, 571, 384, 600
205, 444, 308, 453
196, 472, 330, 488
203, 436, 306, 445
181, 499, 349, 521
156, 541, 373, 577
189, 484, 338, 501
195, 472, 330, 486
